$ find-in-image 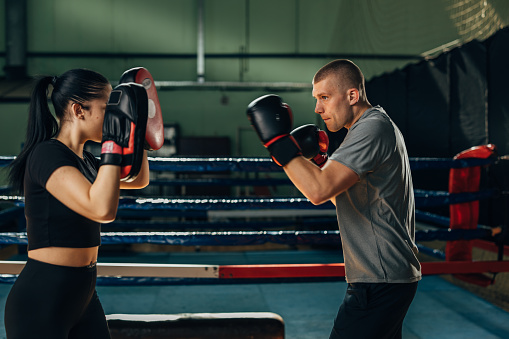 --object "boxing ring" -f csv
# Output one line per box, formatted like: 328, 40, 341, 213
0, 145, 507, 283
0, 146, 508, 338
